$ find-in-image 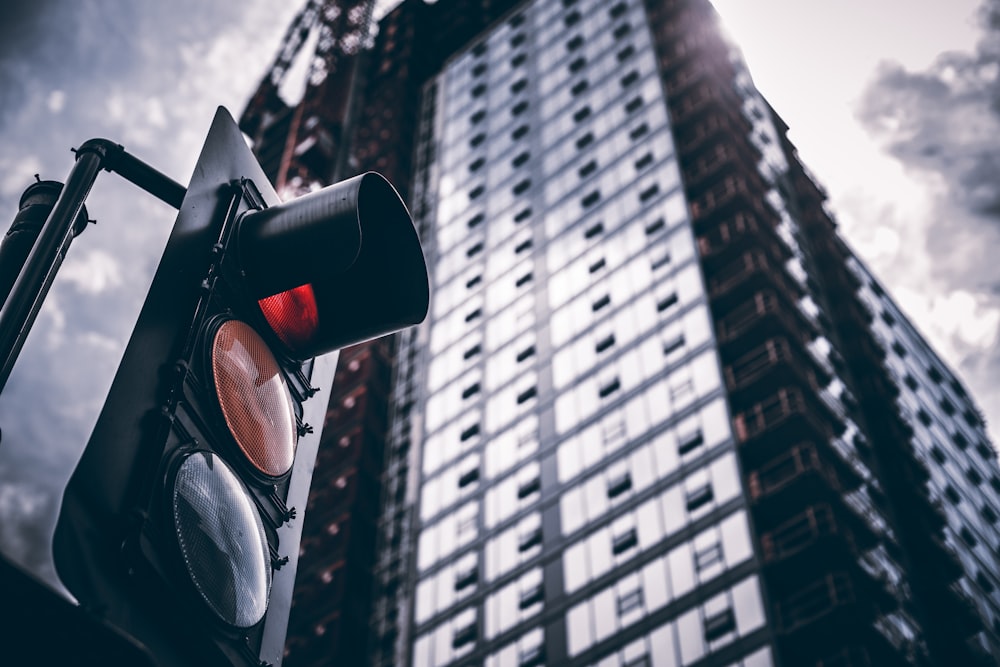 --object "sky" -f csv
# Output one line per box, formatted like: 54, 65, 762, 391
0, 0, 998, 592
